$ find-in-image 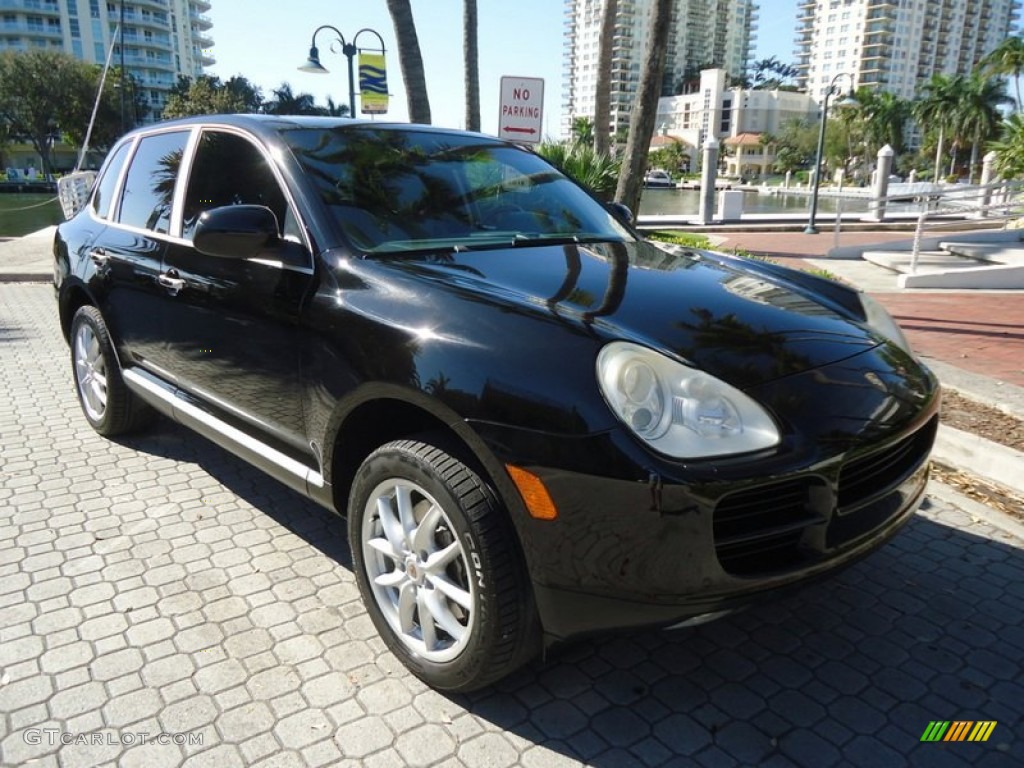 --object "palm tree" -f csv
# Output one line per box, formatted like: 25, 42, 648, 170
463, 0, 480, 131
914, 74, 964, 182
593, 0, 618, 155
324, 97, 350, 118
385, 0, 431, 124
263, 83, 320, 115
856, 89, 910, 155
980, 36, 1024, 112
989, 112, 1024, 178
570, 116, 594, 147
955, 74, 1010, 182
614, 0, 673, 213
